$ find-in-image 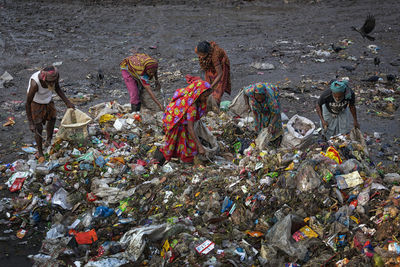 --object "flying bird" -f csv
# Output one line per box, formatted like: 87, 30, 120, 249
351, 14, 376, 41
